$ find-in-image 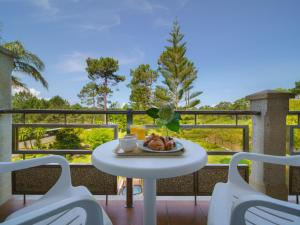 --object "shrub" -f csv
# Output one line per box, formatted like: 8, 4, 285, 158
53, 128, 81, 149
80, 128, 114, 150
